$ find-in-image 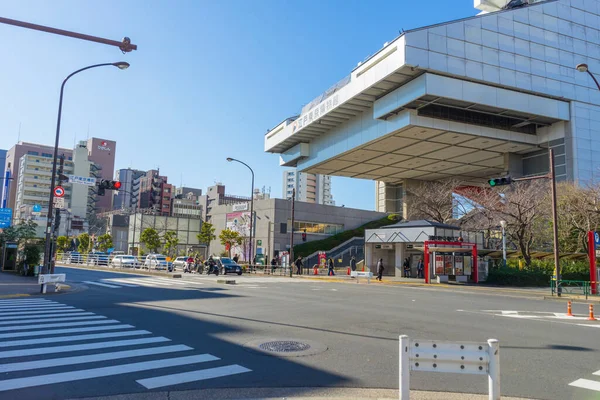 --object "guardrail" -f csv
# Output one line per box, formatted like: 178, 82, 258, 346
399, 335, 500, 400
550, 279, 591, 299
